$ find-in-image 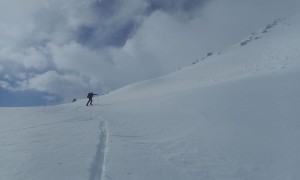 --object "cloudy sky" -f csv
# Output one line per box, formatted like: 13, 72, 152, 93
1, 0, 300, 106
